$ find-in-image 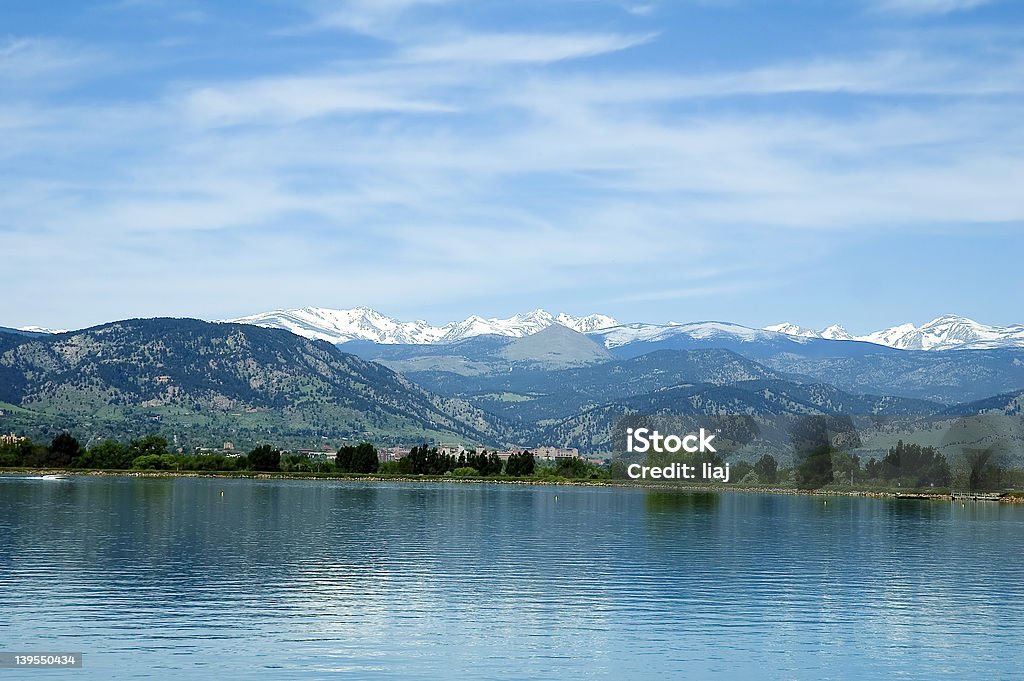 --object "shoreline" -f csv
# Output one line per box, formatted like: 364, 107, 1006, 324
4, 468, 1023, 503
